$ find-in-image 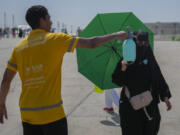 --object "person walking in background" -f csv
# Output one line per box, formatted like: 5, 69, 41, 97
0, 28, 3, 39
12, 28, 16, 38
18, 28, 23, 38
104, 88, 120, 113
3, 29, 7, 38
0, 5, 128, 135
112, 30, 172, 135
